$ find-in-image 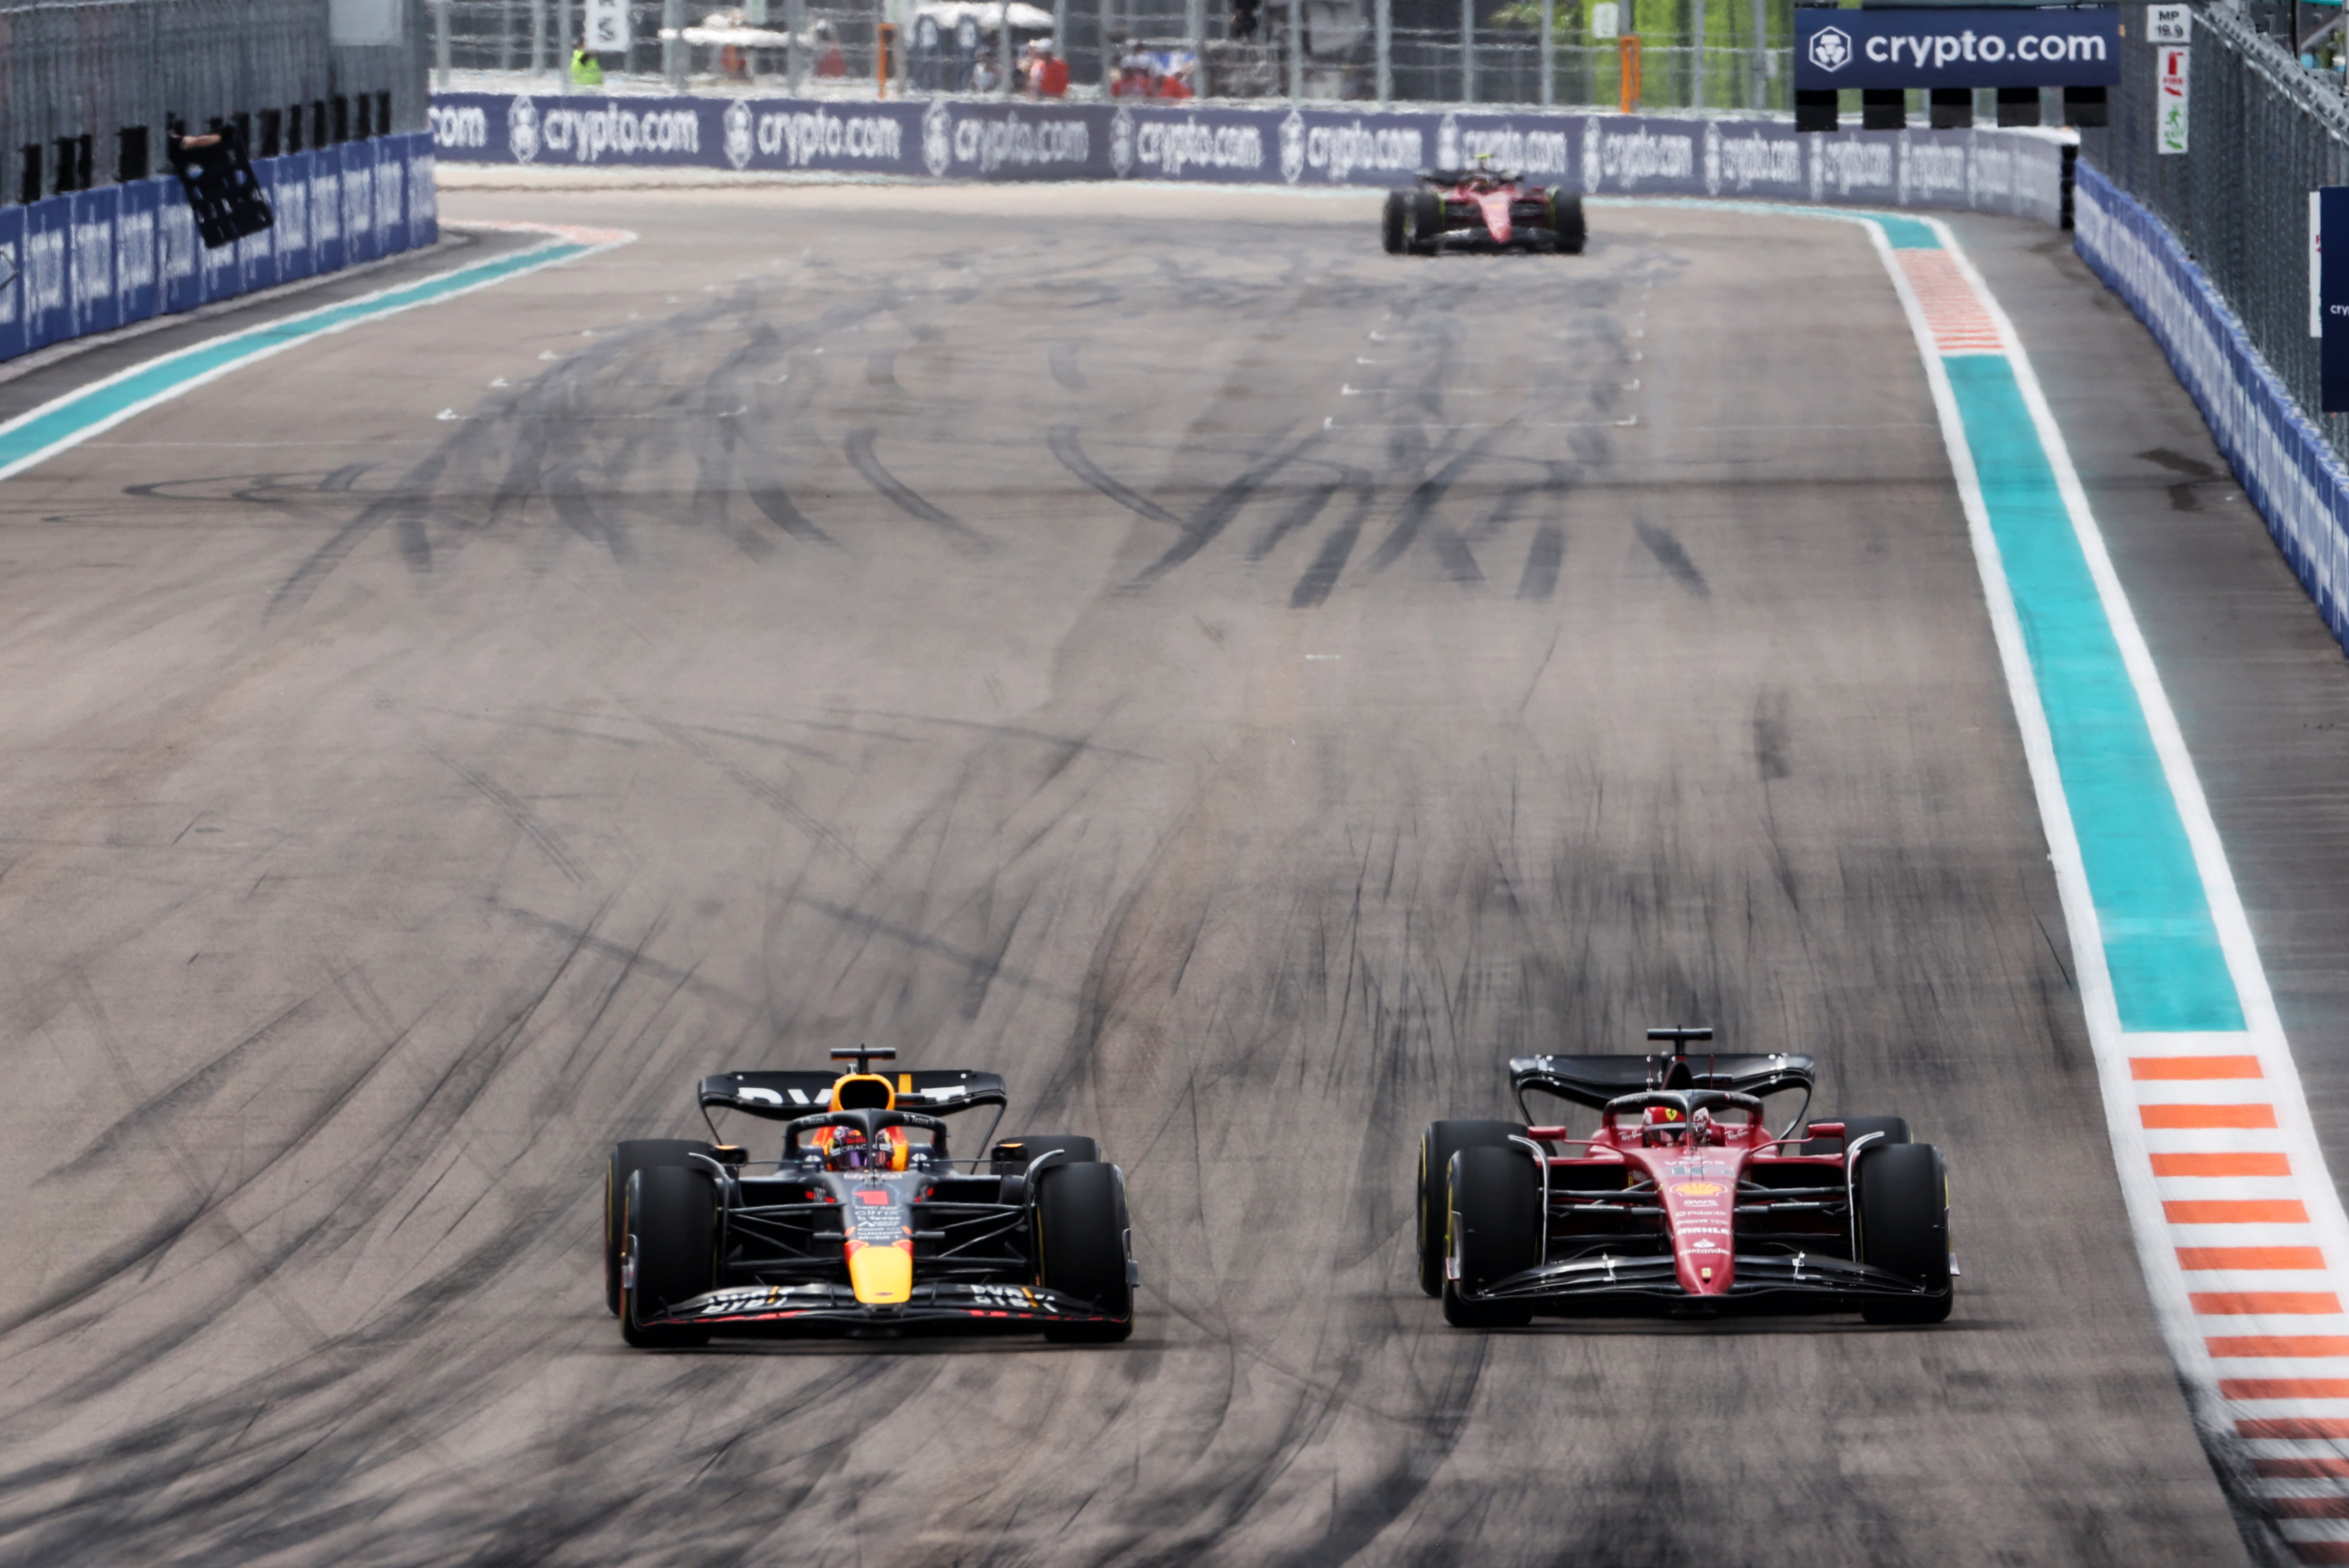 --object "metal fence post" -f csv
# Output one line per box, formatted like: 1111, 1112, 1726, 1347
1376, 0, 1392, 103
1185, 0, 1202, 93
788, 0, 806, 88
1101, 0, 1114, 94
532, 0, 548, 74
1540, 0, 1552, 106
665, 0, 686, 85
999, 0, 1013, 89
1461, 0, 1474, 102
1289, 0, 1302, 100
1690, 0, 1704, 109
1750, 0, 1765, 109
436, 0, 451, 87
